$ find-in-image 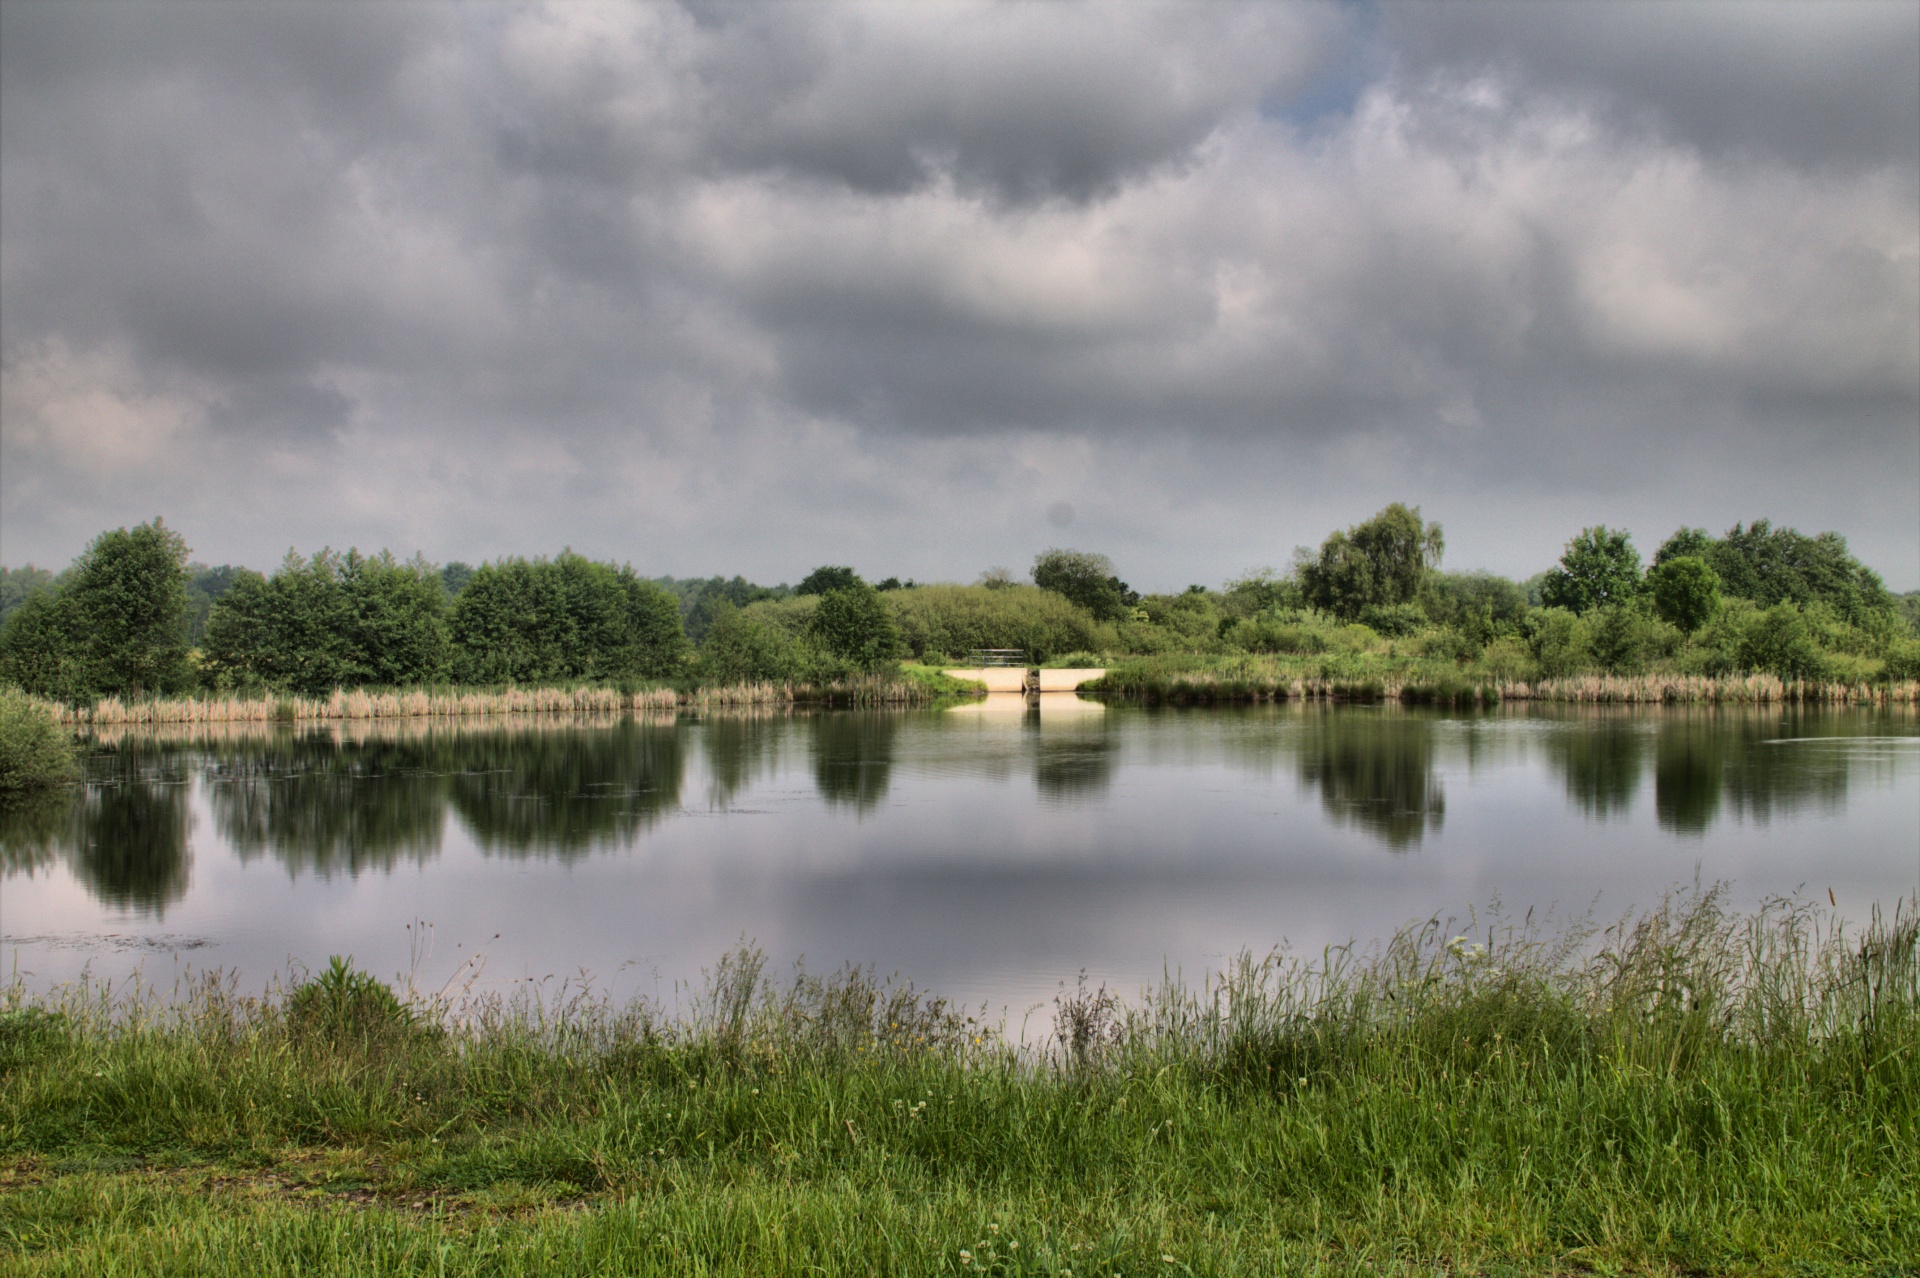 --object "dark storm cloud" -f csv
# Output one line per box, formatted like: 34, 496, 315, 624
1, 1, 1915, 588
1386, 0, 1920, 172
